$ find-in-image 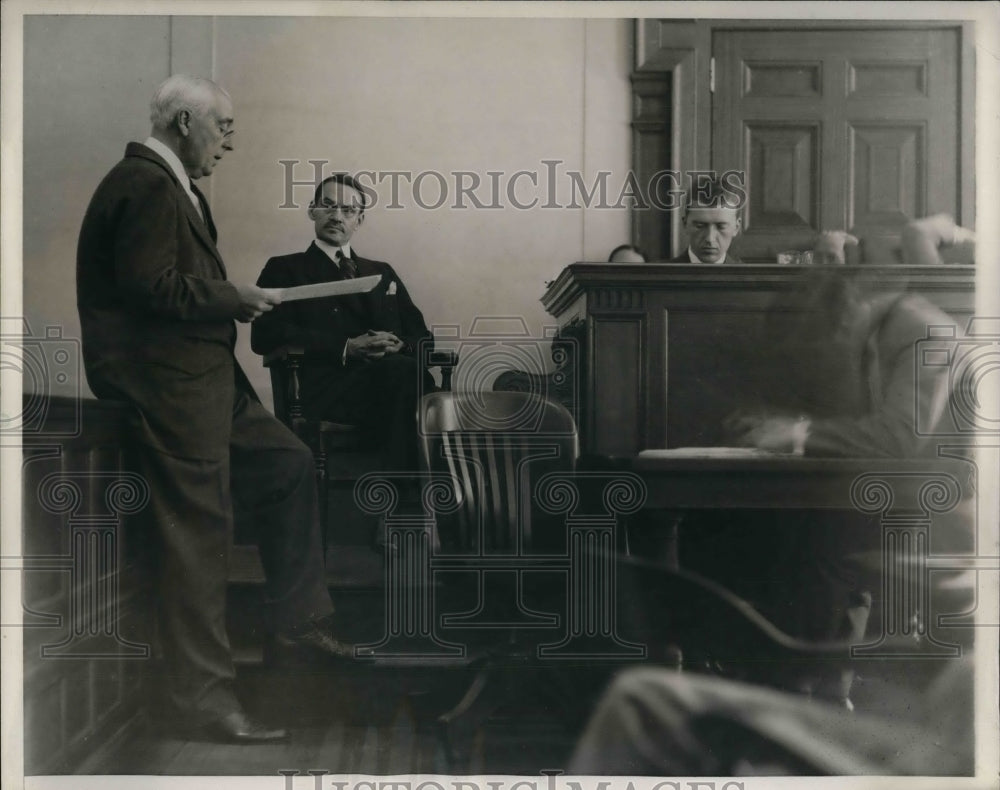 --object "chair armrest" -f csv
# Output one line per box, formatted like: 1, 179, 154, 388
428, 349, 459, 368
262, 345, 306, 368
261, 346, 308, 432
